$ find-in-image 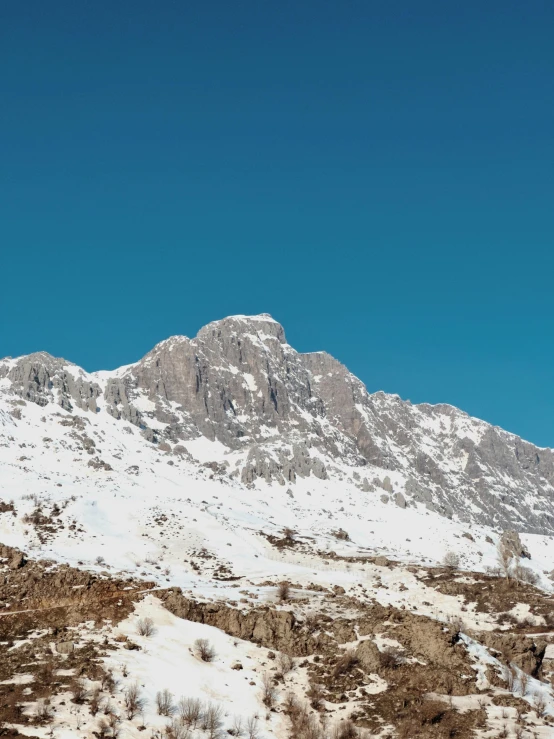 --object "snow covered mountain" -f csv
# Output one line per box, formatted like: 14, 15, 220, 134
2, 314, 554, 739
1, 313, 554, 537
